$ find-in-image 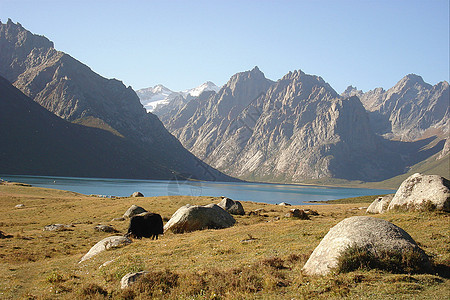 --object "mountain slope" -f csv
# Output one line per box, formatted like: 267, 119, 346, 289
0, 75, 171, 178
163, 69, 426, 182
342, 75, 449, 141
166, 66, 274, 160
206, 70, 406, 182
0, 19, 235, 182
